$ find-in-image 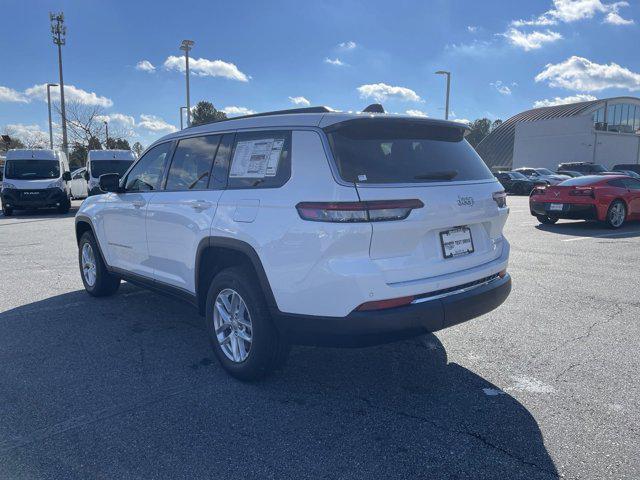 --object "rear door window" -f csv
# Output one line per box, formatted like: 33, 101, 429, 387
325, 119, 492, 184
165, 135, 221, 191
